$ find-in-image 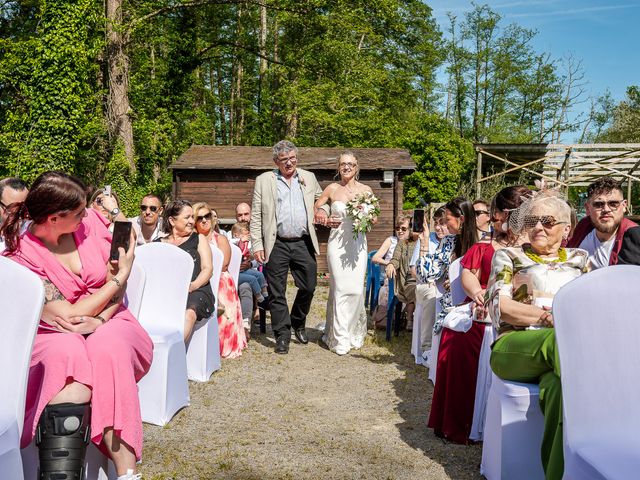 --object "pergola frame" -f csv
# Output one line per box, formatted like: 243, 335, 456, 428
475, 143, 640, 213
